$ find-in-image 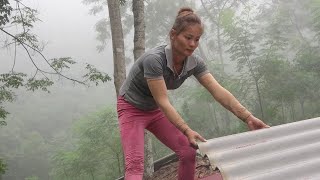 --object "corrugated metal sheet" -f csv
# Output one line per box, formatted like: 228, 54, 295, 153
198, 117, 320, 180
199, 173, 223, 180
